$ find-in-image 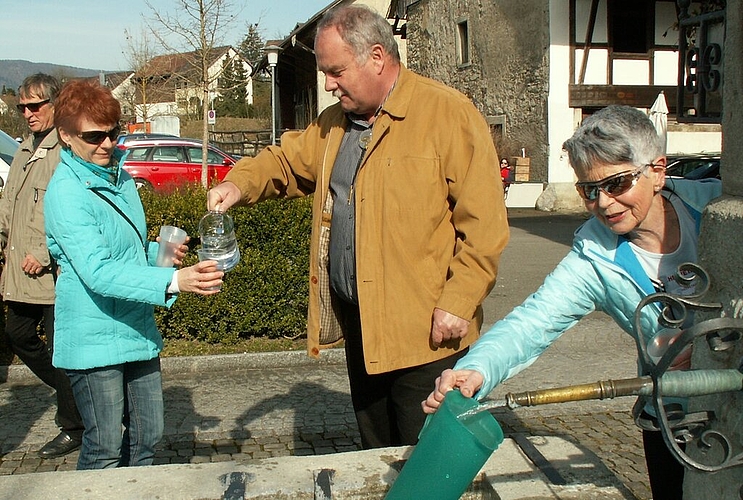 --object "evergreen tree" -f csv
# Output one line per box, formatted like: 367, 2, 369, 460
216, 59, 249, 118
239, 23, 264, 67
